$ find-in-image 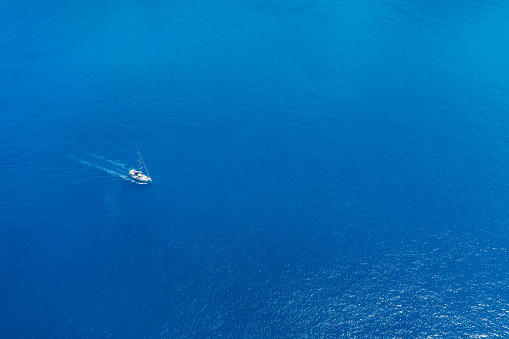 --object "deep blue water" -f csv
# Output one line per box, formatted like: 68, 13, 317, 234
2, 0, 509, 337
